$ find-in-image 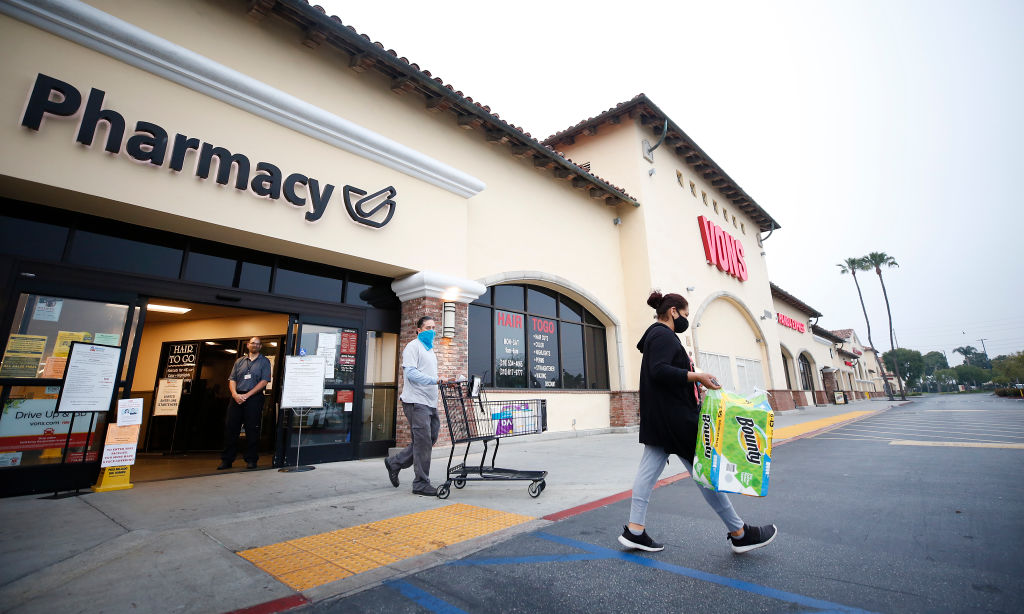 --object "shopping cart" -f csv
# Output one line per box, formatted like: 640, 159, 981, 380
436, 377, 547, 499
